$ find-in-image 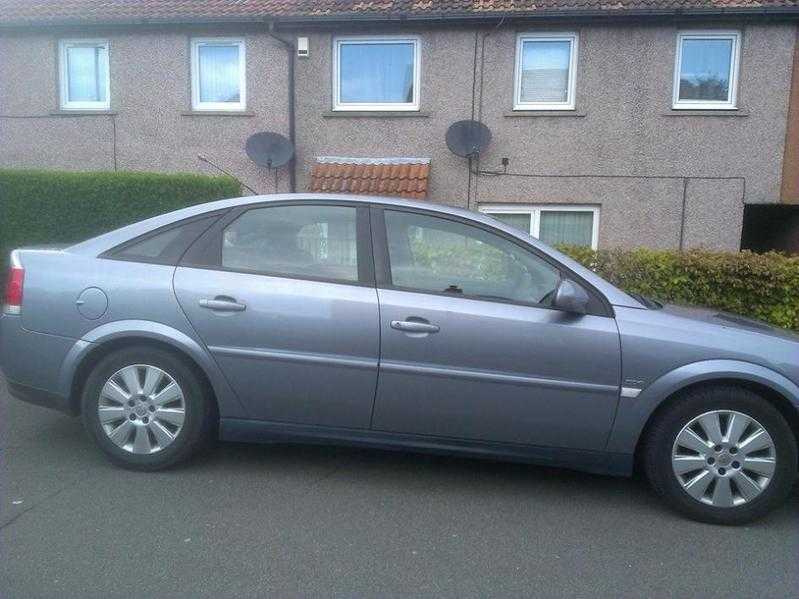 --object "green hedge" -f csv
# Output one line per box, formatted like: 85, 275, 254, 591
559, 245, 799, 331
1, 169, 240, 281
